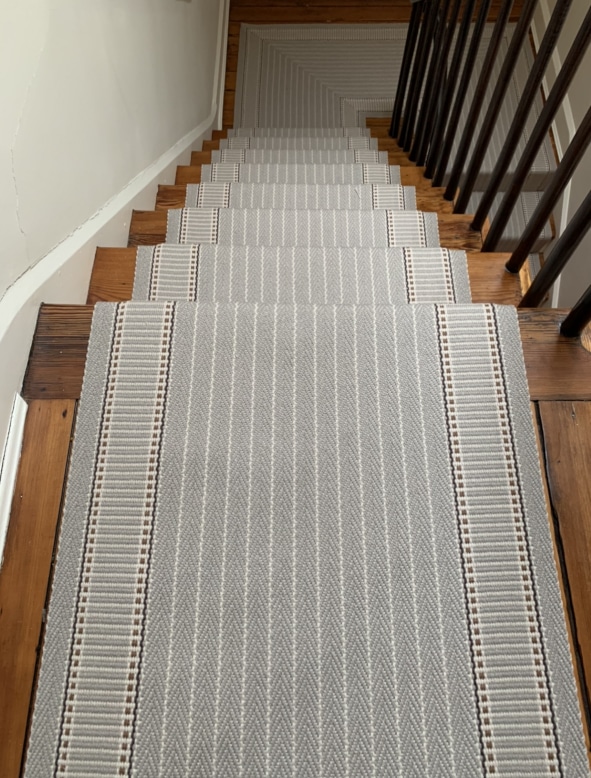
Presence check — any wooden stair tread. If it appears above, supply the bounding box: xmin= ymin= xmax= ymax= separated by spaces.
xmin=23 ymin=304 xmax=591 ymax=402
xmin=88 ymin=247 xmax=518 ymax=306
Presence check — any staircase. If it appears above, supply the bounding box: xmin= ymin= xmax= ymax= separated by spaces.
xmin=2 ymin=2 xmax=591 ymax=777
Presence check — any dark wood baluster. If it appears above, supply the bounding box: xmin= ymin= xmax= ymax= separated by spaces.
xmin=453 ymin=0 xmax=539 ymax=213
xmin=442 ymin=0 xmax=514 ymax=199
xmin=506 ymin=105 xmax=591 ymax=273
xmin=400 ymin=0 xmax=440 ymax=151
xmin=425 ymin=0 xmax=478 ymax=179
xmin=519 ymin=191 xmax=591 ymax=308
xmin=410 ymin=0 xmax=456 ymax=163
xmin=483 ymin=6 xmax=591 ymax=251
xmin=390 ymin=1 xmax=424 ymax=139
xmin=471 ymin=0 xmax=574 ymax=231
xmin=561 ymin=283 xmax=591 ymax=338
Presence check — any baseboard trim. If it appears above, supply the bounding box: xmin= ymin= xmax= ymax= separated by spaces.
xmin=0 ymin=394 xmax=28 ymax=568
xmin=0 ymin=110 xmax=217 ymax=455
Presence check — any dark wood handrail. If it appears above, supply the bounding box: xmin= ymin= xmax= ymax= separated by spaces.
xmin=483 ymin=6 xmax=591 ymax=251
xmin=453 ymin=0 xmax=539 ymax=213
xmin=470 ymin=0 xmax=575 ymax=231
xmin=519 ymin=191 xmax=591 ymax=308
xmin=443 ymin=0 xmax=514 ymax=200
xmin=389 ymin=0 xmax=424 ymax=139
xmin=425 ymin=0 xmax=478 ymax=179
xmin=506 ymin=104 xmax=591 ymax=273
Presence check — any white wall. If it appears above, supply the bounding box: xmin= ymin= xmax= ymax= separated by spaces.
xmin=532 ymin=0 xmax=591 ymax=307
xmin=0 ymin=0 xmax=230 ymax=452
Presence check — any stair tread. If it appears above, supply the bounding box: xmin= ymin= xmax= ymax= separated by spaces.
xmin=89 ymin=248 xmax=520 ymax=307
xmin=182 ymin=182 xmax=416 ymax=210
xmin=200 ymin=162 xmax=401 ymax=184
xmin=165 ymin=207 xmax=441 ymax=248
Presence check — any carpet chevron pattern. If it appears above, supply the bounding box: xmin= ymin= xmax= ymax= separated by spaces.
xmin=132 ymin=246 xmax=471 ymax=304
xmin=23 ymin=13 xmax=589 ymax=778
xmin=26 ymin=302 xmax=589 ymax=776
xmin=183 ymin=183 xmax=417 ymax=210
xmin=165 ymin=208 xmax=439 ymax=247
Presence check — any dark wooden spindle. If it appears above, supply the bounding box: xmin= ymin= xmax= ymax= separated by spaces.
xmin=561 ymin=283 xmax=591 ymax=338
xmin=432 ymin=0 xmax=493 ymax=186
xmin=425 ymin=0 xmax=478 ymax=179
xmin=442 ymin=0 xmax=514 ymax=199
xmin=519 ymin=191 xmax=591 ymax=307
xmin=453 ymin=0 xmax=539 ymax=213
xmin=506 ymin=105 xmax=591 ymax=273
xmin=483 ymin=6 xmax=591 ymax=250
xmin=400 ymin=0 xmax=441 ymax=151
xmin=390 ymin=1 xmax=425 ymax=139
xmin=471 ymin=0 xmax=574 ymax=231
xmin=411 ymin=0 xmax=460 ymax=165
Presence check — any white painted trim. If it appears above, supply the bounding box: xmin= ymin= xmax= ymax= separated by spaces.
xmin=0 ymin=109 xmax=217 ymax=456
xmin=214 ymin=0 xmax=232 ymax=129
xmin=0 ymin=394 xmax=28 ymax=568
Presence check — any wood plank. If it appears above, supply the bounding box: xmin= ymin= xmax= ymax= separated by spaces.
xmin=128 ymin=210 xmax=167 ymax=247
xmin=538 ymin=401 xmax=591 ymax=752
xmin=520 ymin=310 xmax=591 ymax=400
xmin=438 ymin=213 xmax=482 ymax=252
xmin=0 ymin=400 xmax=76 ymax=778
xmin=87 ymin=248 xmax=138 ymax=304
xmin=22 ymin=306 xmax=94 ymax=401
xmin=156 ymin=184 xmax=189 ymax=211
xmin=468 ymin=253 xmax=521 ymax=305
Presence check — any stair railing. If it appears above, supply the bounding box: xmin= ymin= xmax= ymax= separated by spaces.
xmin=481 ymin=5 xmax=591 ymax=250
xmin=390 ymin=1 xmax=424 ymax=139
xmin=410 ymin=0 xmax=459 ymax=164
xmin=452 ymin=0 xmax=539 ymax=211
xmin=424 ymin=0 xmax=480 ymax=178
xmin=390 ymin=0 xmax=591 ymax=334
xmin=469 ymin=0 xmax=576 ymax=229
xmin=505 ymin=104 xmax=591 ymax=273
xmin=400 ymin=0 xmax=440 ymax=149
xmin=561 ymin=283 xmax=591 ymax=338
xmin=518 ymin=191 xmax=591 ymax=307
xmin=431 ymin=0 xmax=493 ymax=185
xmin=442 ymin=0 xmax=515 ymax=200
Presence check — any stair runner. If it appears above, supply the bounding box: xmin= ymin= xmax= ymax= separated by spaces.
xmin=24 ymin=25 xmax=587 ymax=778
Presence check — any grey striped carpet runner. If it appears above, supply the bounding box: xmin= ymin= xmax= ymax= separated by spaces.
xmin=165 ymin=208 xmax=439 ymax=248
xmin=183 ymin=183 xmax=417 ymax=210
xmin=220 ymin=136 xmax=379 ymax=150
xmin=26 ymin=302 xmax=589 ymax=776
xmin=133 ymin=246 xmax=471 ymax=304
xmin=24 ymin=17 xmax=588 ymax=778
xmin=201 ymin=163 xmax=401 ymax=184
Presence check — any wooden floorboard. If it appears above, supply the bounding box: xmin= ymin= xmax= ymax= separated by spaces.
xmin=537 ymin=401 xmax=591 ymax=755
xmin=0 ymin=400 xmax=76 ymax=778
xmin=22 ymin=306 xmax=94 ymax=401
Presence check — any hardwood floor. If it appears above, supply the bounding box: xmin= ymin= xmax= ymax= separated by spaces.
xmin=2 ymin=0 xmax=590 ymax=775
